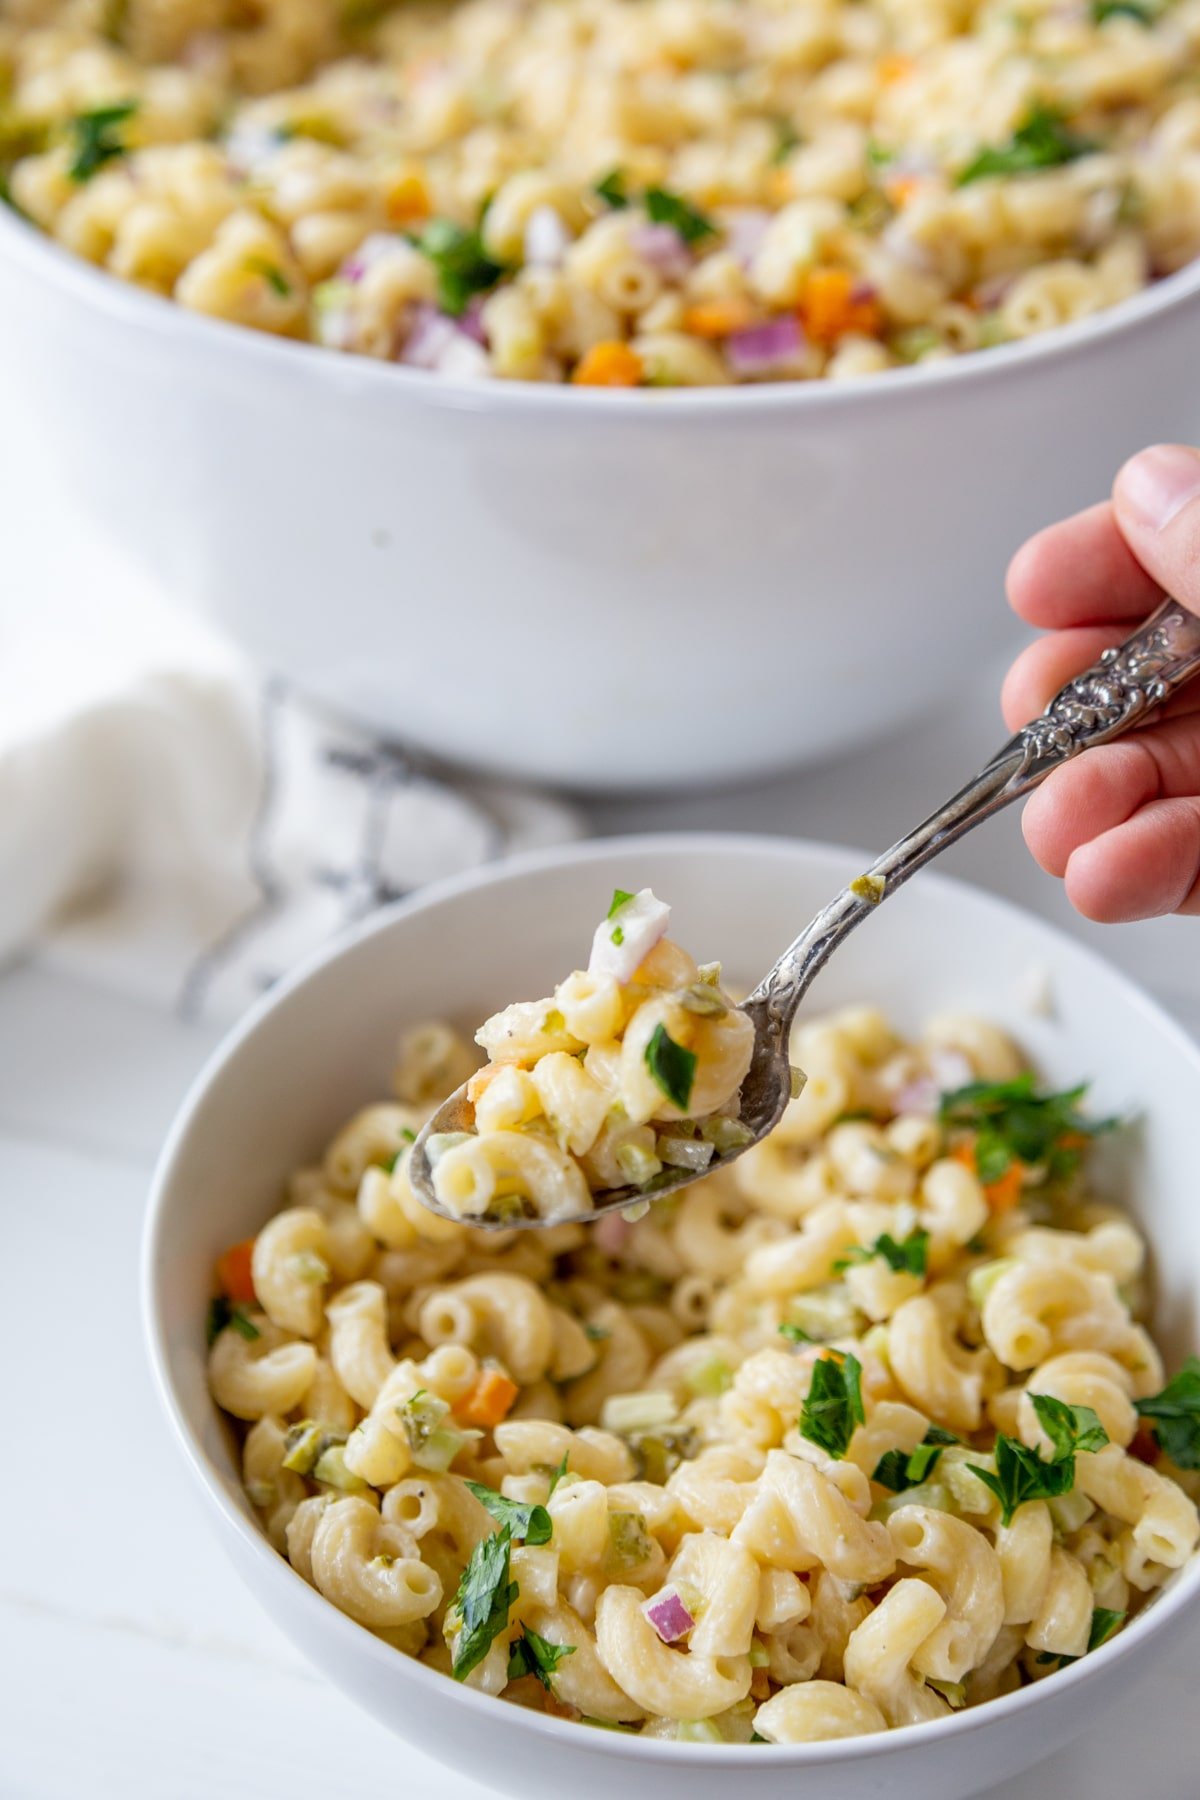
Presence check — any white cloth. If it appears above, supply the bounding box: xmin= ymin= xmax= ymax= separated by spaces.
xmin=1 ymin=566 xmax=578 ymax=1023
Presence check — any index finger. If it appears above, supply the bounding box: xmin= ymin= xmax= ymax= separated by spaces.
xmin=1006 ymin=500 xmax=1161 ymax=630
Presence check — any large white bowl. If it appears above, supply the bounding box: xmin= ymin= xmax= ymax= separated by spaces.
xmin=5 ymin=206 xmax=1200 ymax=789
xmin=143 ymin=832 xmax=1200 ymax=1800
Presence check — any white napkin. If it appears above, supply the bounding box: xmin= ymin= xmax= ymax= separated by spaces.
xmin=1 ymin=557 xmax=579 ymax=1023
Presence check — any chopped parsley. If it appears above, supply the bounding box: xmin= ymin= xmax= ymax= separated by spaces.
xmin=382 ymin=1128 xmax=417 ymax=1174
xmin=464 ymin=1480 xmax=553 ymax=1547
xmin=409 ymin=218 xmax=506 ymax=316
xmin=206 ymin=1296 xmax=260 ymax=1345
xmin=594 ymin=169 xmax=630 ymax=209
xmin=644 ymin=186 xmax=716 ymax=244
xmin=608 ymin=888 xmax=635 ymax=918
xmin=1036 ymin=1606 xmax=1125 ymax=1667
xmin=1092 ymin=0 xmax=1156 ymax=19
xmin=837 ymin=1227 xmax=929 ymax=1278
xmin=771 ymin=120 xmax=800 ymax=165
xmin=1134 ymin=1357 xmax=1200 ymax=1468
xmin=66 ymin=99 xmax=138 ymax=183
xmin=873 ymin=1426 xmax=959 ymax=1493
xmin=956 ymin=105 xmax=1099 ymax=187
xmin=451 ymin=1526 xmax=520 ymax=1681
xmin=939 ymin=1073 xmax=1113 ymax=1186
xmin=779 ymin=1322 xmax=815 ymax=1345
xmin=246 ymin=258 xmax=292 ymax=298
xmin=968 ymin=1394 xmax=1108 ymax=1526
xmin=508 ymin=1626 xmax=575 ymax=1689
xmin=800 ymin=1352 xmax=865 ymax=1459
xmin=645 ymin=1022 xmax=697 ymax=1113
xmin=546 ymin=1452 xmax=570 ymax=1499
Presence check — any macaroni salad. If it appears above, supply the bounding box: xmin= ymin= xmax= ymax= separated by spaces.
xmin=206 ymin=985 xmax=1200 ymax=1743
xmin=428 ymin=888 xmax=755 ymax=1224
xmin=5 ymin=0 xmax=1200 ymax=384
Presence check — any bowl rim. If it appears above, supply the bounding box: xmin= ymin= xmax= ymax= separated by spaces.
xmin=5 ymin=196 xmax=1200 ymax=419
xmin=142 ymin=828 xmax=1200 ymax=1768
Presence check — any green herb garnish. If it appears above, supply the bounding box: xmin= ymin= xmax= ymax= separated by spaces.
xmin=246 ymin=258 xmax=292 ymax=298
xmin=800 ymin=1352 xmax=865 ymax=1459
xmin=608 ymin=888 xmax=635 ymax=918
xmin=644 ymin=186 xmax=716 ymax=244
xmin=1092 ymin=0 xmax=1155 ymax=19
xmin=645 ymin=1022 xmax=697 ymax=1112
xmin=451 ymin=1526 xmax=520 ymax=1680
xmin=410 ymin=217 xmax=506 ymax=316
xmin=66 ymin=100 xmax=137 ymax=183
xmin=837 ymin=1227 xmax=929 ymax=1278
xmin=873 ymin=1426 xmax=959 ymax=1493
xmin=779 ymin=1322 xmax=815 ymax=1345
xmin=771 ymin=121 xmax=800 ymax=165
xmin=956 ymin=105 xmax=1098 ymax=187
xmin=464 ymin=1480 xmax=553 ymax=1546
xmin=206 ymin=1296 xmax=260 ymax=1345
xmin=968 ymin=1395 xmax=1108 ymax=1526
xmin=507 ymin=1626 xmax=575 ymax=1689
xmin=546 ymin=1452 xmax=570 ymax=1499
xmin=1134 ymin=1357 xmax=1200 ymax=1468
xmin=595 ymin=169 xmax=630 ymax=209
xmin=1036 ymin=1606 xmax=1125 ymax=1667
xmin=939 ymin=1073 xmax=1113 ymax=1186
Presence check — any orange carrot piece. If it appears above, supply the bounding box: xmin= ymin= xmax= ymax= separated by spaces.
xmin=384 ymin=172 xmax=431 ymax=226
xmin=878 ymin=53 xmax=915 ymax=85
xmin=951 ymin=1137 xmax=1024 ymax=1213
xmin=572 ymin=341 xmax=643 ymax=387
xmin=216 ymin=1238 xmax=257 ymax=1303
xmin=682 ymin=298 xmax=758 ymax=338
xmin=884 ymin=173 xmax=922 ymax=209
xmin=799 ymin=266 xmax=884 ymax=345
xmin=456 ymin=1366 xmax=520 ymax=1429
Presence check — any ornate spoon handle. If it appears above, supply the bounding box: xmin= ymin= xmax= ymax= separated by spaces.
xmin=752 ymin=597 xmax=1200 ymax=1032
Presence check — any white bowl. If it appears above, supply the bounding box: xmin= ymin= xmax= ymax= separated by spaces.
xmin=6 ymin=207 xmax=1200 ymax=789
xmin=143 ymin=832 xmax=1200 ymax=1800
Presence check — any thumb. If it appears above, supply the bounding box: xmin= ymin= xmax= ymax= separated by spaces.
xmin=1112 ymin=444 xmax=1200 ymax=616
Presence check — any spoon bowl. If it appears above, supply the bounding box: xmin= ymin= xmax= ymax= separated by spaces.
xmin=410 ymin=596 xmax=1200 ymax=1229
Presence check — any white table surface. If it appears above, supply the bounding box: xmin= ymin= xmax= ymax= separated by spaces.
xmin=6 ymin=438 xmax=1200 ymax=1798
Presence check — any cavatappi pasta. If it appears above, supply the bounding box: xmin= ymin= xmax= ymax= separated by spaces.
xmin=206 ymin=996 xmax=1200 ymax=1743
xmin=5 ymin=0 xmax=1200 ymax=384
xmin=427 ymin=887 xmax=755 ymax=1223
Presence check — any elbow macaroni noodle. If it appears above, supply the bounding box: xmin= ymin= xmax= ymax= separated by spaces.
xmin=206 ymin=918 xmax=1200 ymax=1744
xmin=6 ymin=0 xmax=1200 ymax=385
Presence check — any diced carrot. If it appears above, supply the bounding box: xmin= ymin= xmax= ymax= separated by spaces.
xmin=384 ymin=172 xmax=430 ymax=225
xmin=798 ymin=266 xmax=883 ymax=345
xmin=216 ymin=1238 xmax=257 ymax=1303
xmin=1057 ymin=1131 xmax=1091 ymax=1153
xmin=884 ymin=173 xmax=922 ymax=209
xmin=572 ymin=341 xmax=643 ymax=387
xmin=878 ymin=53 xmax=915 ymax=85
xmin=467 ymin=1062 xmax=507 ymax=1105
xmin=683 ymin=298 xmax=758 ymax=338
xmin=455 ymin=1366 xmax=519 ymax=1429
xmin=951 ymin=1137 xmax=1024 ymax=1213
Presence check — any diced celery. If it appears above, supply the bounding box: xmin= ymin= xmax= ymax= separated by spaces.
xmin=1048 ymin=1488 xmax=1095 ymax=1536
xmin=782 ymin=1283 xmax=861 ymax=1343
xmin=313 ymin=1444 xmax=367 ymax=1492
xmin=616 ymin=1142 xmax=662 ymax=1187
xmin=927 ymin=1678 xmax=966 ymax=1708
xmin=657 ymin=1135 xmax=715 ymax=1173
xmin=860 ymin=1324 xmax=890 ymax=1368
xmin=872 ymin=1478 xmax=953 ymax=1521
xmin=601 ymin=1391 xmax=677 ymax=1434
xmin=684 ymin=1355 xmax=733 ymax=1399
xmin=941 ymin=1447 xmax=996 ymax=1515
xmin=967 ymin=1258 xmax=1018 ymax=1310
xmin=699 ymin=1116 xmax=754 ymax=1153
xmin=677 ymin=1720 xmax=724 ymax=1743
xmin=288 ymin=1250 xmax=330 ymax=1286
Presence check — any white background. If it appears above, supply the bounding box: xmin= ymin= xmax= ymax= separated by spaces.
xmin=4 ymin=428 xmax=1200 ymax=1799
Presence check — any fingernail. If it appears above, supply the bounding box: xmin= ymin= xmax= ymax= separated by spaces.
xmin=1118 ymin=444 xmax=1200 ymax=532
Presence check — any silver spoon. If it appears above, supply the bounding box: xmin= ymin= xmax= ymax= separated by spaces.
xmin=411 ymin=597 xmax=1200 ymax=1229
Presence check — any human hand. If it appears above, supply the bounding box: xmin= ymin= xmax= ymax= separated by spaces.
xmin=1002 ymin=444 xmax=1200 ymax=921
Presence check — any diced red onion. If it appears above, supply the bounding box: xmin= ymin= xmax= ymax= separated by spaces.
xmin=850 ymin=278 xmax=878 ymax=305
xmin=723 ymin=207 xmax=770 ymax=268
xmin=643 ymin=1588 xmax=695 ymax=1644
xmin=629 ymin=223 xmax=693 ymax=281
xmin=459 ymin=295 xmax=488 ymax=344
xmin=400 ymin=304 xmax=488 ymax=376
xmin=524 ymin=204 xmax=572 ymax=268
xmin=594 ymin=1212 xmax=632 ymax=1257
xmin=725 ymin=314 xmax=805 ymax=376
xmin=341 ymin=233 xmax=406 ymax=285
xmin=892 ymin=1075 xmax=940 ymax=1117
xmin=973 ymin=273 xmax=1015 ymax=308
xmin=589 ymin=888 xmax=672 ymax=984
xmin=928 ymin=1048 xmax=974 ymax=1092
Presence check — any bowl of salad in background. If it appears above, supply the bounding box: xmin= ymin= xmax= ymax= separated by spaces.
xmin=144 ymin=832 xmax=1200 ymax=1799
xmin=5 ymin=0 xmax=1200 ymax=788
